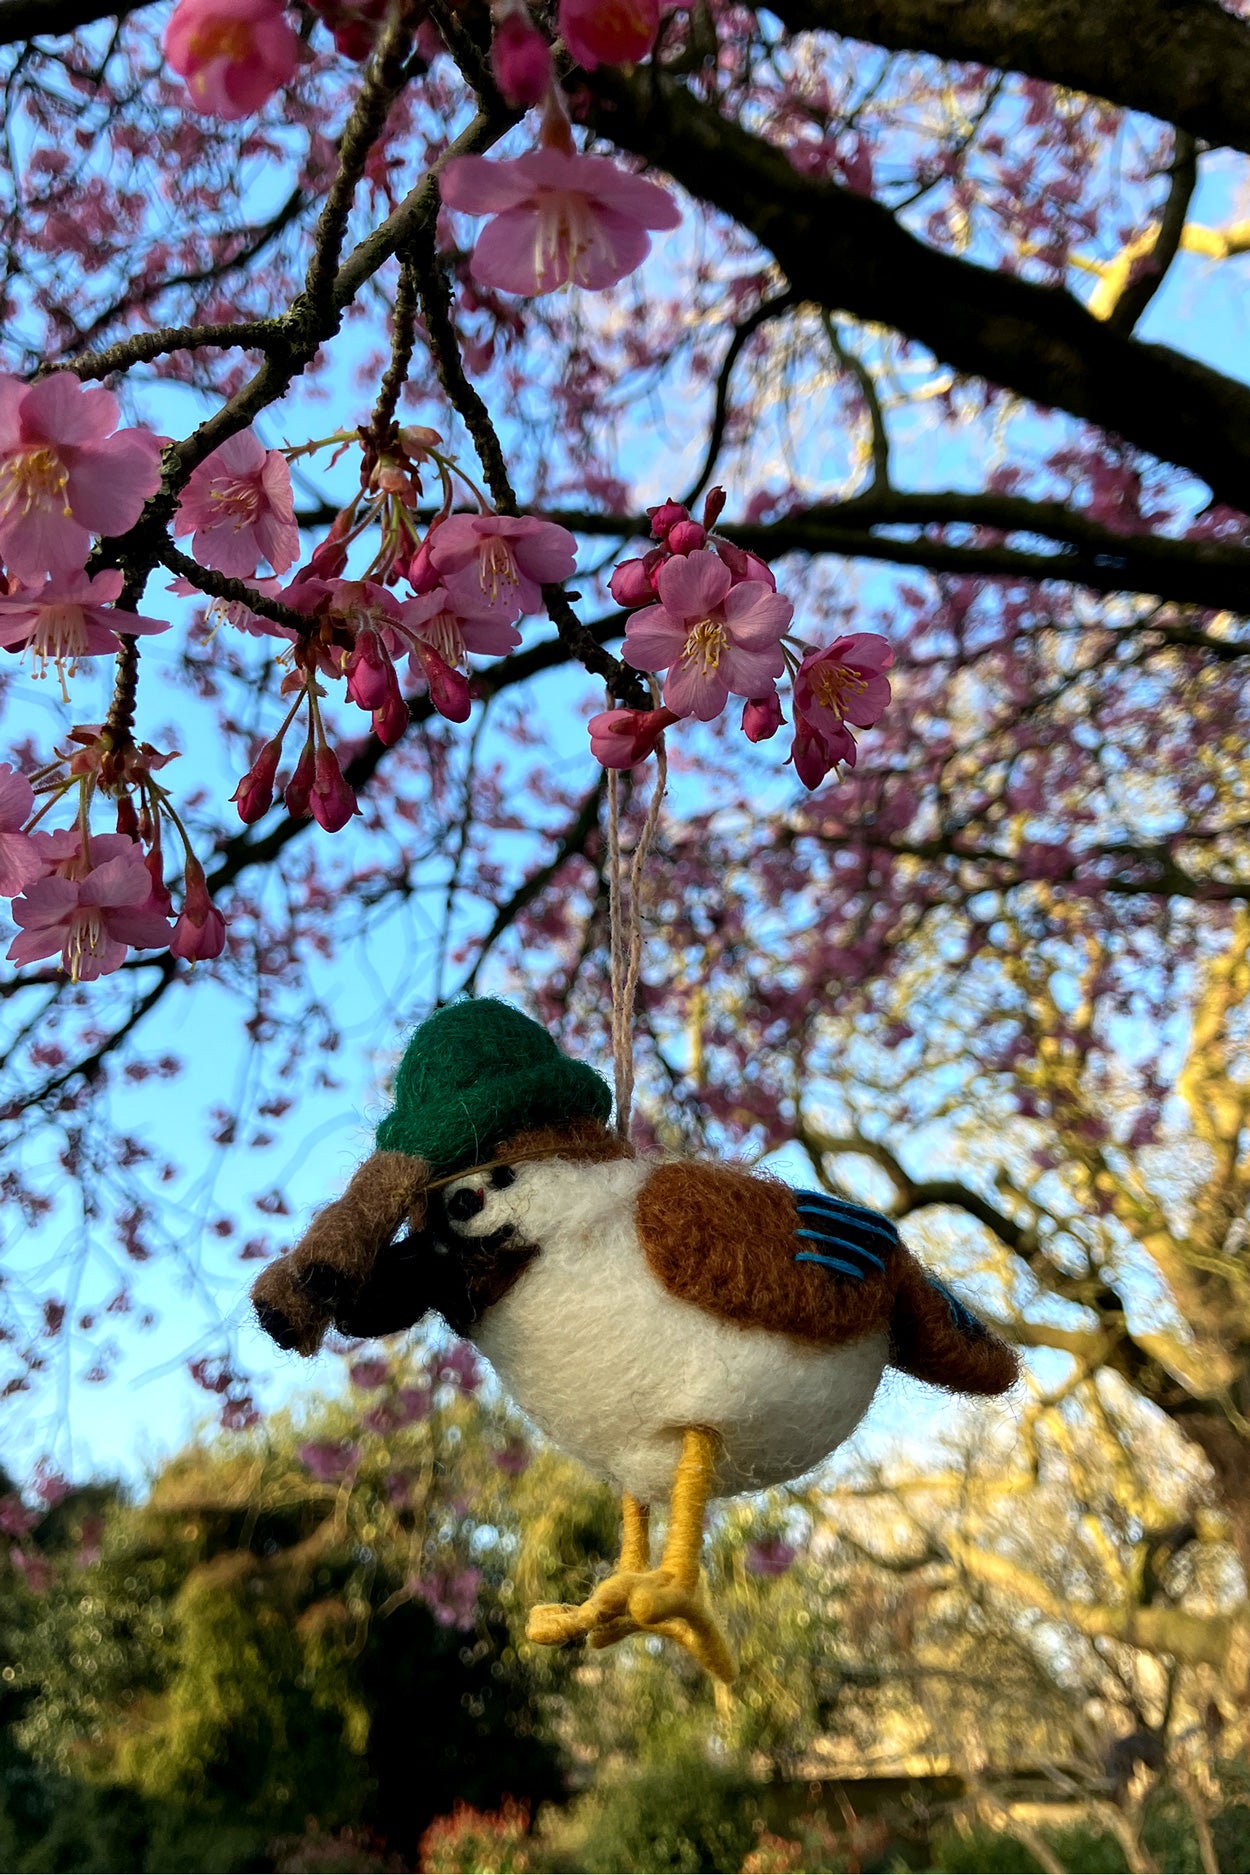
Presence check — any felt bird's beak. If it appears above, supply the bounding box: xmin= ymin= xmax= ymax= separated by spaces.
xmin=250 ymin=1150 xmax=431 ymax=1355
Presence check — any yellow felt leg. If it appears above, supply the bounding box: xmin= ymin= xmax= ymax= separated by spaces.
xmin=626 ymin=1428 xmax=737 ymax=1683
xmin=619 ymin=1492 xmax=651 ymax=1572
xmin=527 ymin=1436 xmax=737 ymax=1683
xmin=526 ymin=1494 xmax=651 ymax=1647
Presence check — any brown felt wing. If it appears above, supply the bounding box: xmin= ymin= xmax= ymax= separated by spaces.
xmin=635 ymin=1159 xmax=1019 ymax=1397
xmin=635 ymin=1161 xmax=897 ymax=1346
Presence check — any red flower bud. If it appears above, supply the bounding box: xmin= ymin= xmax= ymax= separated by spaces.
xmin=609 ymin=556 xmax=657 ymax=608
xmin=666 ymin=519 xmax=706 ymax=555
xmin=309 ymin=745 xmax=359 ymax=832
xmin=232 ymin=739 xmax=282 ymax=824
xmin=373 ymin=686 xmax=409 ymax=747
xmin=413 ymin=642 xmax=471 ymax=723
xmin=344 ymin=629 xmax=394 ymax=711
xmin=648 ymin=497 xmax=689 ymax=540
xmin=742 ymin=689 xmax=784 ymax=742
xmin=170 ymin=857 xmax=226 ymax=962
xmin=284 ymin=741 xmax=315 ymax=818
xmin=702 ymin=485 xmax=727 ymax=530
xmin=587 ymin=706 xmax=679 ymax=768
xmin=715 ymin=537 xmax=777 ymax=589
xmin=406 ymin=538 xmax=441 ymax=594
xmin=491 ymin=5 xmax=553 ymax=106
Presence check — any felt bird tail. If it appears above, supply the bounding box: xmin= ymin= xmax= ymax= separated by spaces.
xmin=887 ymin=1250 xmax=1018 ymax=1396
xmin=251 ymin=1150 xmax=430 ymax=1356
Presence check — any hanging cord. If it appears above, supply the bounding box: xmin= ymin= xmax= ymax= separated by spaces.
xmin=607 ymin=701 xmax=668 ymax=1141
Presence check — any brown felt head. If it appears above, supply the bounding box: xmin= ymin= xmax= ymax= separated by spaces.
xmin=250 ymin=1150 xmax=431 ymax=1357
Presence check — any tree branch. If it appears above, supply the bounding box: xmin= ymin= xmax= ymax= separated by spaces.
xmin=588 ymin=68 xmax=1250 ymax=511
xmin=764 ymin=0 xmax=1250 ymax=158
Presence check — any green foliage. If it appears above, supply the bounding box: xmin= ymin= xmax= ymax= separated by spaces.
xmin=1 ymin=1355 xmax=564 ymax=1871
xmin=560 ymin=1742 xmax=761 ymax=1874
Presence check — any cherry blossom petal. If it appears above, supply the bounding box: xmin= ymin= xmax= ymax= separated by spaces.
xmin=663 ymin=654 xmax=729 ymax=721
xmin=622 ymin=604 xmax=687 ymax=671
xmin=720 ymin=580 xmax=794 ymax=646
xmin=654 ymin=548 xmax=733 ymax=621
xmin=19 ymin=374 xmax=118 ymax=447
xmin=67 ymin=432 xmax=163 ymax=536
xmin=0 ymin=832 xmax=40 ymax=897
xmin=441 ymin=154 xmax=538 ymax=214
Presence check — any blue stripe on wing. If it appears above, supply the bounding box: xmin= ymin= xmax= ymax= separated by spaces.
xmin=795 ymin=1251 xmax=869 ymax=1279
xmin=791 ymin=1188 xmax=899 ymax=1284
xmin=925 ymin=1273 xmax=987 ymax=1340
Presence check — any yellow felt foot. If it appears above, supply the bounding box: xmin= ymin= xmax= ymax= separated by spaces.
xmin=525 ymin=1433 xmax=737 ymax=1682
xmin=625 ymin=1565 xmax=737 ymax=1682
xmin=526 ymin=1565 xmax=643 ymax=1647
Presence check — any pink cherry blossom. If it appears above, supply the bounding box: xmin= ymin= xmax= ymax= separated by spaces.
xmin=398 ymin=583 xmax=522 ymax=668
xmin=0 ymin=374 xmax=163 ymax=585
xmin=426 ymin=513 xmax=576 ymax=620
xmin=7 ymin=835 xmax=172 ymax=981
xmin=440 ymin=149 xmax=679 ymax=295
xmin=587 ymin=705 xmax=678 ymax=768
xmin=0 ymin=570 xmax=167 ymax=683
xmin=790 ymin=632 xmax=893 ymax=788
xmin=491 ymin=3 xmax=553 ymax=106
xmin=0 ymin=765 xmax=40 ymax=897
xmin=559 ymin=0 xmax=659 ymax=69
xmin=174 ymin=429 xmax=298 ymax=577
xmin=164 ymin=0 xmax=300 ymax=119
xmin=622 ymin=548 xmax=791 ymax=721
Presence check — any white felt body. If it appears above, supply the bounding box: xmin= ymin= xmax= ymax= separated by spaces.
xmin=447 ymin=1157 xmax=888 ymax=1505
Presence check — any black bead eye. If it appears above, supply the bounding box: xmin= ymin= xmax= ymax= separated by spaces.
xmin=446 ymin=1186 xmax=485 ymax=1223
xmin=489 ymin=1164 xmax=516 ymax=1190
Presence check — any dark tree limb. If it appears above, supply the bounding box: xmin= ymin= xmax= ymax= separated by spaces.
xmin=765 ymin=0 xmax=1250 ymax=158
xmin=587 ymin=68 xmax=1250 ymax=512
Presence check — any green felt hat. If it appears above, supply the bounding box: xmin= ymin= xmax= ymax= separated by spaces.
xmin=374 ymin=997 xmax=612 ymax=1178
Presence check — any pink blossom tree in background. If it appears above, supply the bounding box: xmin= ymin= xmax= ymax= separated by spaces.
xmin=3 ymin=0 xmax=1250 ymax=1710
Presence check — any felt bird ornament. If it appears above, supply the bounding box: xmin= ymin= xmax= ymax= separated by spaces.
xmin=252 ymin=999 xmax=1017 ymax=1682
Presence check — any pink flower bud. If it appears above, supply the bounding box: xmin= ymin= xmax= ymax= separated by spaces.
xmin=715 ymin=537 xmax=777 ymax=589
xmin=648 ymin=498 xmax=689 ymax=540
xmin=373 ymin=685 xmax=409 ymax=747
xmin=304 ymin=534 xmax=349 ymax=582
xmin=145 ymin=844 xmax=175 ymax=915
xmin=406 ymin=538 xmax=441 ymax=594
xmin=413 ymin=642 xmax=471 ymax=722
xmin=702 ymin=486 xmax=727 ymax=529
xmin=170 ymin=858 xmax=226 ymax=962
xmin=587 ymin=705 xmax=679 ymax=768
xmin=284 ymin=741 xmax=315 ymax=818
xmin=742 ymin=689 xmax=784 ymax=742
xmin=609 ymin=556 xmax=658 ymax=607
xmin=232 ymin=739 xmax=282 ymax=823
xmin=309 ymin=745 xmax=359 ymax=832
xmin=491 ymin=5 xmax=553 ymax=106
xmin=558 ymin=0 xmax=658 ymax=69
xmin=344 ymin=629 xmax=394 ymax=711
xmin=666 ymin=519 xmax=706 ymax=555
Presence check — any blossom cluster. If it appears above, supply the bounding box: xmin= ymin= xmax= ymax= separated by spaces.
xmin=160 ymin=0 xmax=679 ymax=302
xmin=0 ymin=372 xmax=238 ymax=979
xmin=588 ymin=491 xmax=893 ymax=787
xmin=218 ymin=424 xmax=576 ymax=836
xmin=2 ymin=382 xmax=890 ymax=992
